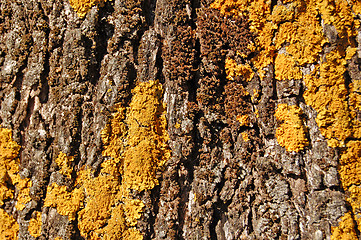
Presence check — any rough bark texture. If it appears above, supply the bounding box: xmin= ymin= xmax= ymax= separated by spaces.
xmin=1 ymin=0 xmax=361 ymax=239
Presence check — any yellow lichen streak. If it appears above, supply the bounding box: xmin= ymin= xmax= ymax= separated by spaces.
xmin=28 ymin=211 xmax=42 ymax=238
xmin=274 ymin=53 xmax=302 ymax=81
xmin=0 ymin=208 xmax=19 ymax=240
xmin=330 ymin=212 xmax=358 ymax=240
xmin=0 ymin=127 xmax=23 ymax=239
xmin=0 ymin=127 xmax=20 ymax=205
xmin=69 ymin=0 xmax=108 ymax=18
xmin=44 ymin=182 xmax=84 ymax=221
xmin=44 ymin=80 xmax=169 ymax=240
xmin=236 ymin=114 xmax=250 ymax=126
xmin=275 ymin=104 xmax=309 ymax=152
xmin=123 ymin=80 xmax=170 ymax=191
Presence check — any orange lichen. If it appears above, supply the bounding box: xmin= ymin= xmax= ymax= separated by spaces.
xmin=270 ymin=5 xmax=294 ymax=24
xmin=275 ymin=10 xmax=327 ymax=66
xmin=236 ymin=114 xmax=250 ymax=126
xmin=44 ymin=80 xmax=169 ymax=240
xmin=345 ymin=47 xmax=357 ymax=60
xmin=0 ymin=127 xmax=21 ymax=205
xmin=275 ymin=104 xmax=309 ymax=152
xmin=28 ymin=211 xmax=42 ymax=238
xmin=0 ymin=208 xmax=18 ymax=240
xmin=122 ymin=80 xmax=170 ymax=191
xmin=225 ymin=58 xmax=254 ymax=82
xmin=55 ymin=152 xmax=74 ymax=178
xmin=69 ymin=0 xmax=108 ymax=18
xmin=338 ymin=141 xmax=361 ymax=189
xmin=0 ymin=127 xmax=32 ymax=211
xmin=347 ymin=185 xmax=361 ymax=232
xmin=331 ymin=212 xmax=358 ymax=240
xmin=303 ymin=50 xmax=353 ymax=148
xmin=44 ymin=182 xmax=84 ymax=221
xmin=350 ymin=0 xmax=361 ymax=15
xmin=241 ymin=132 xmax=250 ymax=142
xmin=14 ymin=178 xmax=32 ymax=211
xmin=274 ymin=53 xmax=302 ymax=80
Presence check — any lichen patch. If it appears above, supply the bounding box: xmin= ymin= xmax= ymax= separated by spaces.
xmin=275 ymin=104 xmax=309 ymax=152
xmin=28 ymin=211 xmax=42 ymax=238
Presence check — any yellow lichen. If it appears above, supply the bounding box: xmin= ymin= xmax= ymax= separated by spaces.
xmin=303 ymin=50 xmax=353 ymax=148
xmin=44 ymin=80 xmax=169 ymax=240
xmin=0 ymin=208 xmax=18 ymax=240
xmin=69 ymin=0 xmax=108 ymax=19
xmin=345 ymin=47 xmax=357 ymax=60
xmin=14 ymin=177 xmax=32 ymax=211
xmin=331 ymin=212 xmax=358 ymax=240
xmin=275 ymin=10 xmax=327 ymax=66
xmin=241 ymin=132 xmax=250 ymax=142
xmin=270 ymin=5 xmax=294 ymax=24
xmin=274 ymin=53 xmax=302 ymax=80
xmin=225 ymin=58 xmax=254 ymax=82
xmin=275 ymin=104 xmax=309 ymax=152
xmin=123 ymin=80 xmax=170 ymax=191
xmin=28 ymin=211 xmax=42 ymax=238
xmin=236 ymin=114 xmax=250 ymax=126
xmin=347 ymin=185 xmax=361 ymax=233
xmin=0 ymin=127 xmax=32 ymax=211
xmin=0 ymin=127 xmax=21 ymax=205
xmin=338 ymin=141 xmax=361 ymax=189
xmin=123 ymin=199 xmax=145 ymax=227
xmin=44 ymin=182 xmax=84 ymax=221
xmin=55 ymin=152 xmax=74 ymax=178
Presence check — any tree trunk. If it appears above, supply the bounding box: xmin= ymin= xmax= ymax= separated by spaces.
xmin=1 ymin=0 xmax=361 ymax=239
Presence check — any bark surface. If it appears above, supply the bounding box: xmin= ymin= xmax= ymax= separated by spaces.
xmin=0 ymin=0 xmax=360 ymax=239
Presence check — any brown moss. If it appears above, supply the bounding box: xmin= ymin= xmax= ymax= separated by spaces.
xmin=197 ymin=8 xmax=253 ymax=109
xmin=162 ymin=26 xmax=196 ymax=91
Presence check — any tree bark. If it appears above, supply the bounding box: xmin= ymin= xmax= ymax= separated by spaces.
xmin=0 ymin=0 xmax=360 ymax=239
